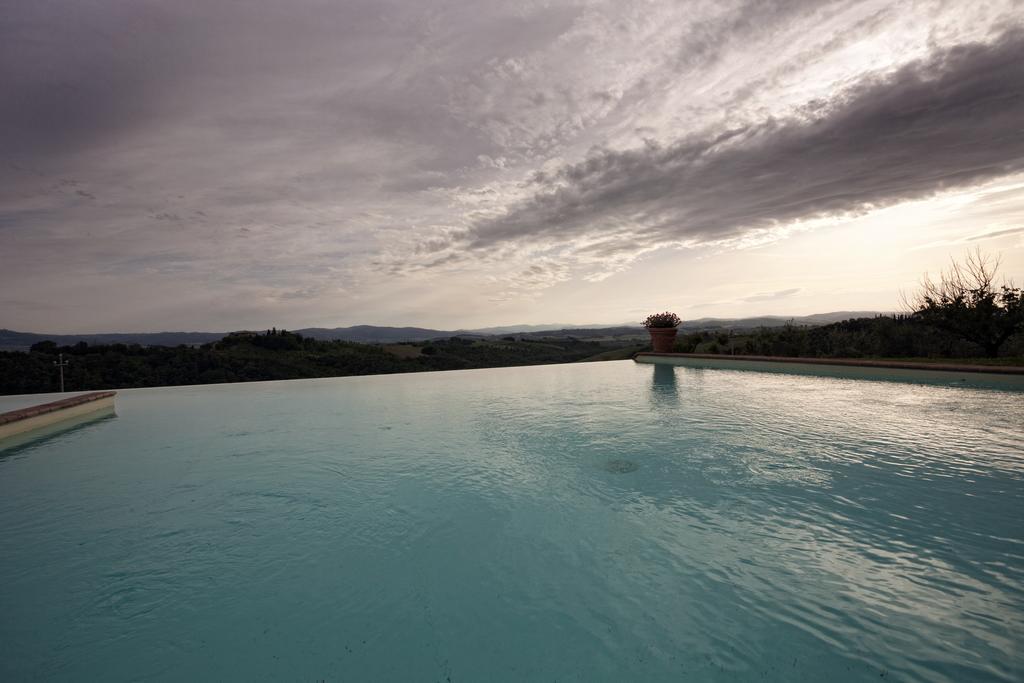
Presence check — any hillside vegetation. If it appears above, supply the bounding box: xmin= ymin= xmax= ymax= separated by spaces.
xmin=673 ymin=315 xmax=1024 ymax=362
xmin=4 ymin=250 xmax=1021 ymax=396
xmin=1 ymin=330 xmax=634 ymax=395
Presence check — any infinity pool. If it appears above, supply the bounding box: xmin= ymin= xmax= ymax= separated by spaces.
xmin=1 ymin=361 xmax=1022 ymax=681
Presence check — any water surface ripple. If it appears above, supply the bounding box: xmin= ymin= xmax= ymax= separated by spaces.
xmin=0 ymin=362 xmax=1022 ymax=681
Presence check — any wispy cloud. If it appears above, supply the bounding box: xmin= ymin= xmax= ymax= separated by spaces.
xmin=455 ymin=29 xmax=1024 ymax=260
xmin=966 ymin=227 xmax=1024 ymax=242
xmin=742 ymin=288 xmax=801 ymax=303
xmin=1 ymin=0 xmax=1021 ymax=330
xmin=912 ymin=224 xmax=1024 ymax=251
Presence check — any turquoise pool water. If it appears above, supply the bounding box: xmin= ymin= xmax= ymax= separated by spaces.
xmin=1 ymin=361 xmax=1022 ymax=681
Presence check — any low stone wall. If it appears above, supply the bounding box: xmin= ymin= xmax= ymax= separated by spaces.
xmin=0 ymin=391 xmax=117 ymax=441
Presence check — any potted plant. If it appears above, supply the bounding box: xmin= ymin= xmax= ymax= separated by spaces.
xmin=642 ymin=312 xmax=682 ymax=353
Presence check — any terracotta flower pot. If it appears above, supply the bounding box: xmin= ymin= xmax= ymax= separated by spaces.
xmin=647 ymin=327 xmax=678 ymax=353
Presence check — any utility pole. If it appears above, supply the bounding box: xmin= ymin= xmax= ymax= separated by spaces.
xmin=54 ymin=353 xmax=69 ymax=392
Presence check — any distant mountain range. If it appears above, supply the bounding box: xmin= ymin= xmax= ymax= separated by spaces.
xmin=680 ymin=311 xmax=886 ymax=330
xmin=0 ymin=311 xmax=884 ymax=351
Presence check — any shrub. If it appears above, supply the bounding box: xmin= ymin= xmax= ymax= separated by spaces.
xmin=642 ymin=312 xmax=682 ymax=328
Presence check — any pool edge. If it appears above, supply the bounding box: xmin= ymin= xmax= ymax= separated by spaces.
xmin=634 ymin=353 xmax=1024 ymax=388
xmin=0 ymin=391 xmax=117 ymax=441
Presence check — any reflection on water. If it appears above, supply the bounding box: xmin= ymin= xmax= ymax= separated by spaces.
xmin=0 ymin=363 xmax=1022 ymax=682
xmin=603 ymin=458 xmax=640 ymax=473
xmin=649 ymin=363 xmax=679 ymax=405
xmin=0 ymin=408 xmax=117 ymax=457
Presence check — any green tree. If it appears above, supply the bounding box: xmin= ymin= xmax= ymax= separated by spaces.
xmin=907 ymin=249 xmax=1023 ymax=357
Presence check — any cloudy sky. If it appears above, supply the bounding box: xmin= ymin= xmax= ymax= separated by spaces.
xmin=3 ymin=0 xmax=1023 ymax=332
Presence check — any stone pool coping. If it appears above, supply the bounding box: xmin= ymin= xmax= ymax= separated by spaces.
xmin=634 ymin=353 xmax=1024 ymax=375
xmin=0 ymin=391 xmax=117 ymax=441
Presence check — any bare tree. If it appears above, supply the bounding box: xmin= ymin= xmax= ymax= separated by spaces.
xmin=904 ymin=248 xmax=1023 ymax=357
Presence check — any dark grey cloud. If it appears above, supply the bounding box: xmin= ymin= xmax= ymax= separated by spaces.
xmin=1 ymin=0 xmax=1021 ymax=331
xmin=0 ymin=0 xmax=586 ymax=173
xmin=462 ymin=29 xmax=1024 ymax=254
xmin=0 ymin=2 xmax=202 ymax=160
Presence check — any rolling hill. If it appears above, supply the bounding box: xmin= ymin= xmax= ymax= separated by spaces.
xmin=0 ymin=311 xmax=885 ymax=351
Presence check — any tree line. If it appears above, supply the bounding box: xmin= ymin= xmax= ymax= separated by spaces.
xmin=674 ymin=314 xmax=1023 ymax=360
xmin=2 ymin=250 xmax=1020 ymax=394
xmin=678 ymin=250 xmax=1023 ymax=360
xmin=0 ymin=330 xmax=617 ymax=395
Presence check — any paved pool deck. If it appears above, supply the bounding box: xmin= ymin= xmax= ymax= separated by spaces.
xmin=634 ymin=353 xmax=1024 ymax=389
xmin=635 ymin=352 xmax=1024 ymax=374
